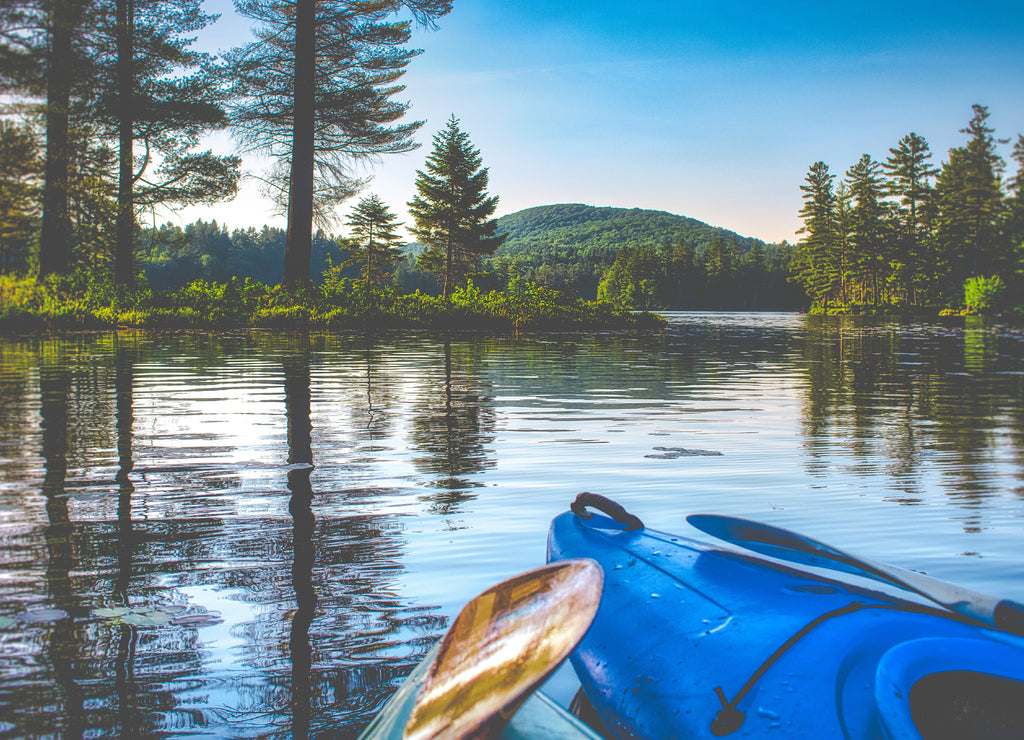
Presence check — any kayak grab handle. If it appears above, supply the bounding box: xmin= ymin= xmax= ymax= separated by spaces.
xmin=570 ymin=492 xmax=644 ymax=531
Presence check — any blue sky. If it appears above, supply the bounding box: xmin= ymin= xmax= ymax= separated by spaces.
xmin=182 ymin=0 xmax=1024 ymax=244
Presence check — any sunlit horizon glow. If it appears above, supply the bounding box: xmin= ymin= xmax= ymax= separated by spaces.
xmin=176 ymin=0 xmax=1024 ymax=245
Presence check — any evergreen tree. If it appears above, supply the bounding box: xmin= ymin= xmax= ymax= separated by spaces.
xmin=661 ymin=238 xmax=698 ymax=305
xmin=596 ymin=245 xmax=659 ymax=310
xmin=935 ymin=105 xmax=1007 ymax=288
xmin=846 ymin=154 xmax=889 ymax=306
xmin=0 ymin=118 xmax=41 ymax=273
xmin=596 ymin=244 xmax=632 ymax=307
xmin=1005 ymin=134 xmax=1024 ymax=293
xmin=228 ymin=0 xmax=451 ymax=288
xmin=832 ymin=181 xmax=853 ymax=304
xmin=703 ymin=235 xmax=736 ymax=296
xmin=740 ymin=239 xmax=766 ymax=308
xmin=794 ymin=161 xmax=839 ymax=307
xmin=36 ymin=0 xmax=89 ymax=276
xmin=409 ymin=115 xmax=506 ymax=297
xmin=882 ymin=132 xmax=937 ymax=305
xmin=345 ymin=194 xmax=404 ymax=285
xmin=89 ymin=0 xmax=241 ymax=283
xmin=1 ymin=0 xmax=239 ymax=280
xmin=67 ymin=132 xmax=117 ymax=271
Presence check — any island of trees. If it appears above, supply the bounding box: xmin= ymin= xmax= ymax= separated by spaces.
xmin=793 ymin=105 xmax=1024 ymax=316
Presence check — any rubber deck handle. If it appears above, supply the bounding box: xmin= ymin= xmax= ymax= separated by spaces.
xmin=570 ymin=492 xmax=644 ymax=530
xmin=994 ymin=599 xmax=1024 ymax=636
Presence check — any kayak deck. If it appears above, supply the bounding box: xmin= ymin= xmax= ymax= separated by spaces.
xmin=548 ymin=508 xmax=1024 ymax=739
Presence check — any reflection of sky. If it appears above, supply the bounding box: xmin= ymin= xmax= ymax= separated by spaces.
xmin=166 ymin=585 xmax=284 ymax=738
xmin=177 ymin=585 xmax=256 ymax=669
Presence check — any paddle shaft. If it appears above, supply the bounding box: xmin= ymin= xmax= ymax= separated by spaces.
xmin=687 ymin=514 xmax=1024 ymax=636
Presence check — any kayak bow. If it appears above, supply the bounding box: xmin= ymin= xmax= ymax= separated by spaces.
xmin=549 ymin=493 xmax=1024 ymax=739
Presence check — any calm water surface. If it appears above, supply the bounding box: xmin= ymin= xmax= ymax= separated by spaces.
xmin=1 ymin=313 xmax=1022 ymax=737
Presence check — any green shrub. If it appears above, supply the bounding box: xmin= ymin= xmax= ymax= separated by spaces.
xmin=252 ymin=305 xmax=312 ymax=327
xmin=963 ymin=275 xmax=1005 ymax=315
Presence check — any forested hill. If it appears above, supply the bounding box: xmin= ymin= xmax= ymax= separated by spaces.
xmin=483 ymin=203 xmax=799 ymax=308
xmin=494 ymin=204 xmax=765 ymax=257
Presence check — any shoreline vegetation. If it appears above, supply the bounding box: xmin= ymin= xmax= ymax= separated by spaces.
xmin=0 ymin=272 xmax=665 ymax=333
xmin=791 ymin=105 xmax=1024 ymax=318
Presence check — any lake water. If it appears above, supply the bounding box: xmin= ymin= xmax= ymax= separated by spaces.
xmin=1 ymin=313 xmax=1022 ymax=738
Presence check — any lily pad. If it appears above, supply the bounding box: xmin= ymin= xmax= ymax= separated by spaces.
xmin=93 ymin=606 xmax=181 ymax=627
xmin=17 ymin=608 xmax=69 ymax=623
xmin=171 ymin=612 xmax=224 ymax=628
xmin=94 ymin=607 xmax=132 ymax=618
xmin=122 ymin=611 xmax=174 ymax=627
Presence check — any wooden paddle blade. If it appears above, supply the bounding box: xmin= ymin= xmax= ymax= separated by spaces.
xmin=403 ymin=558 xmax=603 ymax=740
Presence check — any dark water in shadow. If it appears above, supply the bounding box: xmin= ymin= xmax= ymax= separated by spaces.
xmin=0 ymin=314 xmax=1022 ymax=737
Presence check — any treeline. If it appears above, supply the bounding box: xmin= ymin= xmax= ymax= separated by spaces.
xmin=484 ymin=203 xmax=800 ymax=308
xmin=130 ymin=215 xmax=803 ymax=311
xmin=133 ymin=218 xmax=446 ymax=295
xmin=793 ymin=105 xmax=1024 ymax=314
xmin=593 ymin=237 xmax=800 ymax=310
xmin=137 ymin=221 xmax=352 ymax=290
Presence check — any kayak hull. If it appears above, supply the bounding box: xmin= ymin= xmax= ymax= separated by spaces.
xmin=547 ymin=510 xmax=1024 ymax=739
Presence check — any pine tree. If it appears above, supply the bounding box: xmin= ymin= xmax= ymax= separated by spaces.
xmin=832 ymin=181 xmax=853 ymax=304
xmin=662 ymin=238 xmax=698 ymax=305
xmin=703 ymin=235 xmax=735 ymax=292
xmin=935 ymin=105 xmax=1007 ymax=290
xmin=1 ymin=0 xmax=239 ymax=280
xmin=37 ymin=0 xmax=90 ymax=276
xmin=846 ymin=154 xmax=890 ymax=306
xmin=1005 ymin=134 xmax=1024 ymax=293
xmin=882 ymin=132 xmax=937 ymax=305
xmin=90 ymin=0 xmax=241 ymax=284
xmin=346 ymin=194 xmax=404 ymax=285
xmin=794 ymin=161 xmax=839 ymax=307
xmin=0 ymin=119 xmax=41 ymax=273
xmin=408 ymin=115 xmax=506 ymax=297
xmin=228 ymin=0 xmax=451 ymax=288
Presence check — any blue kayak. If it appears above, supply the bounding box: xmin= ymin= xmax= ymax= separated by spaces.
xmin=548 ymin=494 xmax=1024 ymax=739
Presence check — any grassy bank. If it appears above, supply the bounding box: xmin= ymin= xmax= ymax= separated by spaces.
xmin=0 ymin=273 xmax=665 ymax=332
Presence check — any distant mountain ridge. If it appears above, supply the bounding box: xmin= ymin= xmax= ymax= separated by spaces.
xmin=494 ymin=203 xmax=765 ymax=257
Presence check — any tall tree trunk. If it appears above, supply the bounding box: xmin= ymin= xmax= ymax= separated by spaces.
xmin=38 ymin=0 xmax=84 ymax=278
xmin=282 ymin=0 xmax=315 ymax=288
xmin=443 ymin=228 xmax=452 ymax=298
xmin=114 ymin=0 xmax=134 ymax=285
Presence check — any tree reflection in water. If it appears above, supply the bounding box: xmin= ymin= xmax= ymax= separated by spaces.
xmin=114 ymin=335 xmax=139 ymax=736
xmin=0 ymin=334 xmax=448 ymax=739
xmin=284 ymin=347 xmax=316 ymax=737
xmin=39 ymin=361 xmax=84 ymax=738
xmin=411 ymin=340 xmax=496 ymax=515
xmin=799 ymin=316 xmax=1024 ymax=519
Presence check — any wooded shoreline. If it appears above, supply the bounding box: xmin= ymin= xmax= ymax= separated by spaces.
xmin=0 ymin=273 xmax=665 ymax=333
